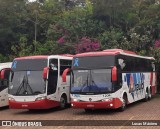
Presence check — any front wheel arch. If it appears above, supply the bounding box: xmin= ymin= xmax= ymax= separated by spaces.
xmin=59 ymin=93 xmax=67 ymax=109
xmin=119 ymin=92 xmax=128 ymax=112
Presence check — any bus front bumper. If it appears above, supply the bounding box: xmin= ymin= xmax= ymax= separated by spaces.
xmin=71 ymin=98 xmax=122 ymax=109
xmin=9 ymin=99 xmax=60 ymax=109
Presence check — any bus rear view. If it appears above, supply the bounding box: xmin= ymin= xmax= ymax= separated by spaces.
xmin=70 ymin=49 xmax=156 ymax=112
xmin=8 ymin=55 xmax=72 ymax=110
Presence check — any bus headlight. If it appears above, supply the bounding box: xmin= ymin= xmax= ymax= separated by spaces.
xmin=72 ymin=99 xmax=79 ymax=102
xmin=9 ymin=97 xmax=15 ymax=101
xmin=35 ymin=96 xmax=46 ymax=101
xmin=102 ymin=98 xmax=113 ymax=102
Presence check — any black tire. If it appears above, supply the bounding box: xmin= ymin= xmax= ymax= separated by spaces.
xmin=148 ymin=88 xmax=152 ymax=100
xmin=60 ymin=96 xmax=67 ymax=109
xmin=144 ymin=88 xmax=149 ymax=102
xmin=84 ymin=109 xmax=93 ymax=113
xmin=119 ymin=95 xmax=127 ymax=112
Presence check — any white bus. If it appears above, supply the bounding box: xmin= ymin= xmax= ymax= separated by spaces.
xmin=69 ymin=49 xmax=157 ymax=112
xmin=0 ymin=62 xmax=12 ymax=107
xmin=8 ymin=55 xmax=72 ymax=109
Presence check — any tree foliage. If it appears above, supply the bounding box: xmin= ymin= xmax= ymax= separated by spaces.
xmin=0 ymin=0 xmax=160 ymax=89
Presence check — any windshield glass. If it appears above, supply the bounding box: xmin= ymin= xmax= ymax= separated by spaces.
xmin=71 ymin=69 xmax=112 ymax=94
xmin=9 ymin=71 xmax=46 ymax=96
xmin=9 ymin=58 xmax=47 ymax=95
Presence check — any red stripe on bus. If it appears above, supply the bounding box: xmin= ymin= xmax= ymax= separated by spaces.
xmin=151 ymin=85 xmax=156 ymax=95
xmin=75 ymin=51 xmax=120 ymax=57
xmin=9 ymin=99 xmax=60 ymax=109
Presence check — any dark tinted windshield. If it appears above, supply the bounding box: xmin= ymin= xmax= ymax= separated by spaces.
xmin=72 ymin=56 xmax=115 ymax=69
xmin=11 ymin=59 xmax=47 ymax=71
xmin=9 ymin=71 xmax=46 ymax=95
xmin=71 ymin=69 xmax=112 ymax=94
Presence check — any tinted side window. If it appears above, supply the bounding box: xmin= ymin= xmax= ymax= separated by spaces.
xmin=119 ymin=56 xmax=135 ymax=72
xmin=60 ymin=59 xmax=72 ymax=75
xmin=49 ymin=59 xmax=58 ymax=70
xmin=117 ymin=55 xmax=153 ymax=72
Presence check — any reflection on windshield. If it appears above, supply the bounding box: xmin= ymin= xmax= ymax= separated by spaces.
xmin=9 ymin=71 xmax=46 ymax=95
xmin=71 ymin=69 xmax=112 ymax=93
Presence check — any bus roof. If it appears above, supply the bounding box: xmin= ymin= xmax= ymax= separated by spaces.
xmin=74 ymin=49 xmax=155 ymax=60
xmin=14 ymin=55 xmax=48 ymax=60
xmin=14 ymin=54 xmax=73 ymax=60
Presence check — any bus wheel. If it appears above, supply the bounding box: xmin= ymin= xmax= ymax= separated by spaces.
xmin=144 ymin=88 xmax=149 ymax=102
xmin=119 ymin=95 xmax=127 ymax=112
xmin=84 ymin=109 xmax=93 ymax=113
xmin=148 ymin=88 xmax=152 ymax=100
xmin=60 ymin=96 xmax=67 ymax=109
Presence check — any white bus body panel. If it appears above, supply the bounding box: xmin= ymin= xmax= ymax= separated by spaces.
xmin=71 ymin=72 xmax=153 ymax=105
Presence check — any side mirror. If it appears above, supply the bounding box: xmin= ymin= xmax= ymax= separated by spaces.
xmin=43 ymin=67 xmax=49 ymax=79
xmin=62 ymin=68 xmax=70 ymax=82
xmin=111 ymin=66 xmax=117 ymax=81
xmin=0 ymin=68 xmax=11 ymax=79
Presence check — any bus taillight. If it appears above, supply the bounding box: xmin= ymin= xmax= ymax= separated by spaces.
xmin=112 ymin=66 xmax=117 ymax=81
xmin=43 ymin=67 xmax=49 ymax=79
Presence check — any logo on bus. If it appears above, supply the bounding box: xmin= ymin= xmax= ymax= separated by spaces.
xmin=89 ymin=98 xmax=92 ymax=101
xmin=12 ymin=61 xmax=17 ymax=69
xmin=73 ymin=58 xmax=79 ymax=67
xmin=124 ymin=73 xmax=145 ymax=99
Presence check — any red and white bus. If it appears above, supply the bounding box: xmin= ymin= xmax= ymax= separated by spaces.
xmin=0 ymin=62 xmax=12 ymax=107
xmin=8 ymin=55 xmax=72 ymax=109
xmin=70 ymin=49 xmax=157 ymax=112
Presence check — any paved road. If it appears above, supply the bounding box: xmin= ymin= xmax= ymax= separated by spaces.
xmin=0 ymin=94 xmax=160 ymax=129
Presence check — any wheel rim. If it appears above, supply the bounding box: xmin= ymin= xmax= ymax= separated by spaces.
xmin=60 ymin=97 xmax=65 ymax=108
xmin=149 ymin=89 xmax=152 ymax=99
xmin=122 ymin=98 xmax=126 ymax=109
xmin=145 ymin=91 xmax=149 ymax=100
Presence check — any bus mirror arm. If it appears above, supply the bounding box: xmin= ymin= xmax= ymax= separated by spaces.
xmin=62 ymin=68 xmax=71 ymax=82
xmin=43 ymin=67 xmax=49 ymax=80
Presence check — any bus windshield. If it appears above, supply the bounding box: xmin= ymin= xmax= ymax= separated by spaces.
xmin=71 ymin=55 xmax=115 ymax=94
xmin=9 ymin=59 xmax=47 ymax=96
xmin=71 ymin=69 xmax=112 ymax=94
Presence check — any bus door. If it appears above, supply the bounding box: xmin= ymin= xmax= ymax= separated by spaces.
xmin=47 ymin=59 xmax=58 ymax=98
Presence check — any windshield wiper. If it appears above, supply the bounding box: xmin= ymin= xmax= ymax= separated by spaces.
xmin=16 ymin=75 xmax=33 ymax=95
xmin=16 ymin=76 xmax=25 ymax=95
xmin=90 ymin=72 xmax=100 ymax=92
xmin=79 ymin=74 xmax=89 ymax=92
